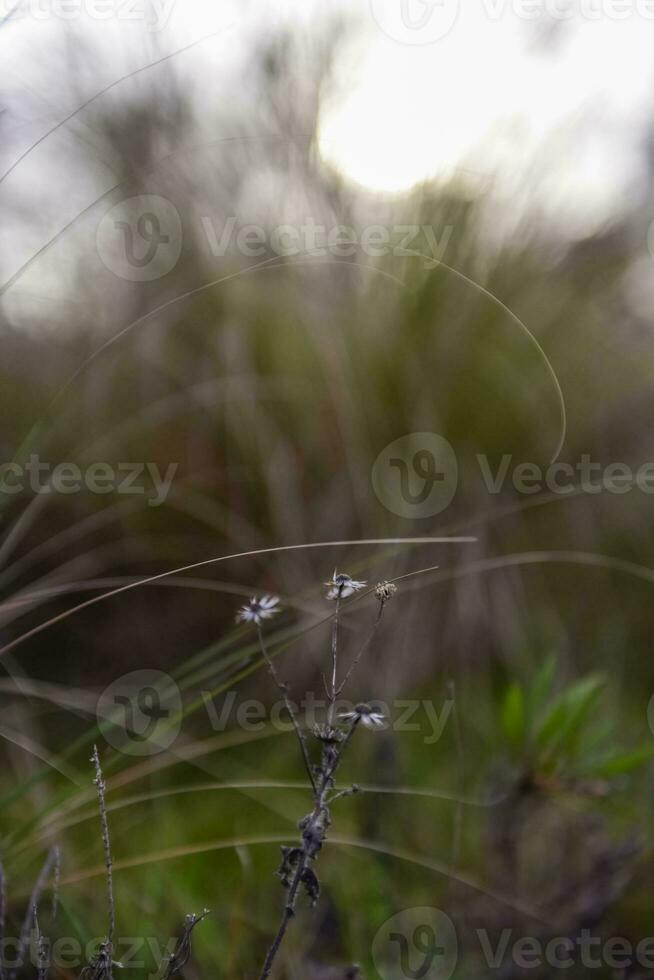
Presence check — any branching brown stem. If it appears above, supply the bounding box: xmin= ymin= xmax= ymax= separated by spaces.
xmin=257 ymin=580 xmax=391 ymax=980
xmin=258 ymin=717 xmax=360 ymax=980
xmin=11 ymin=846 xmax=58 ymax=980
xmin=336 ymin=600 xmax=385 ymax=696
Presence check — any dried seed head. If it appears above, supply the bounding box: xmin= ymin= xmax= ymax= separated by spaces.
xmin=375 ymin=581 xmax=397 ymax=603
xmin=312 ymin=724 xmax=345 ymax=744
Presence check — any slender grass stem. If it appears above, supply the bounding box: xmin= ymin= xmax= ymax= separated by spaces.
xmin=0 ymin=862 xmax=5 ymax=980
xmin=258 ymin=717 xmax=359 ymax=980
xmin=336 ymin=600 xmax=385 ymax=696
xmin=258 ymin=853 xmax=308 ymax=980
xmin=256 ymin=626 xmax=317 ymax=794
xmin=326 ymin=598 xmax=340 ymax=728
xmin=257 ymin=582 xmax=386 ymax=979
xmin=91 ymin=746 xmax=115 ymax=949
xmin=12 ymin=847 xmax=58 ymax=980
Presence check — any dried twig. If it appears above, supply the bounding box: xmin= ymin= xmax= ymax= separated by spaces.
xmin=81 ymin=748 xmax=118 ymax=980
xmin=91 ymin=745 xmax=115 ymax=949
xmin=50 ymin=846 xmax=61 ymax=925
xmin=160 ymin=909 xmax=210 ymax=980
xmin=0 ymin=861 xmax=5 ymax=980
xmin=258 ymin=715 xmax=360 ymax=980
xmin=256 ymin=624 xmax=317 ymax=793
xmin=245 ymin=574 xmax=394 ymax=980
xmin=11 ymin=847 xmax=58 ymax=980
xmin=32 ymin=906 xmax=50 ymax=980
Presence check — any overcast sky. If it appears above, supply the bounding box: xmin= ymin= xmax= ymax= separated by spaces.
xmin=2 ymin=0 xmax=654 ymax=300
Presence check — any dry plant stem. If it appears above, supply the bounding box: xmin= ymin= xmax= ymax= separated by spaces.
xmin=336 ymin=601 xmax=385 ymax=696
xmin=32 ymin=906 xmax=49 ymax=980
xmin=12 ymin=846 xmax=58 ymax=980
xmin=91 ymin=745 xmax=115 ymax=948
xmin=258 ymin=718 xmax=359 ymax=980
xmin=326 ymin=597 xmax=341 ymax=727
xmin=328 ymin=786 xmax=358 ymax=804
xmin=160 ymin=910 xmax=209 ymax=980
xmin=0 ymin=862 xmax=5 ymax=980
xmin=256 ymin=625 xmax=317 ymax=793
xmin=50 ymin=846 xmax=60 ymax=923
xmin=258 ymin=853 xmax=309 ymax=980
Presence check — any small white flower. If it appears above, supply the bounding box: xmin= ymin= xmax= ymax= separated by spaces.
xmin=236 ymin=595 xmax=280 ymax=625
xmin=339 ymin=702 xmax=386 ymax=729
xmin=325 ymin=570 xmax=367 ymax=600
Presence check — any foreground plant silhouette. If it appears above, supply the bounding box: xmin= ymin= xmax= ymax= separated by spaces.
xmin=82 ymin=747 xmax=208 ymax=980
xmin=236 ymin=573 xmax=396 ymax=980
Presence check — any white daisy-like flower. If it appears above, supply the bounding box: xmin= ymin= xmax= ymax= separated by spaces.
xmin=325 ymin=570 xmax=367 ymax=600
xmin=339 ymin=702 xmax=386 ymax=729
xmin=236 ymin=595 xmax=280 ymax=625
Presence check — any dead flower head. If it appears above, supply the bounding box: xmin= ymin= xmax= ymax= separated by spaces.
xmin=375 ymin=581 xmax=397 ymax=603
xmin=339 ymin=703 xmax=386 ymax=729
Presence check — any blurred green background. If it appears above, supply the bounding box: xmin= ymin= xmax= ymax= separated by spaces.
xmin=2 ymin=10 xmax=654 ymax=979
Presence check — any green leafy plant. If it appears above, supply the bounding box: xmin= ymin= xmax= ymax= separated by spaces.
xmin=499 ymin=656 xmax=654 ymax=788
